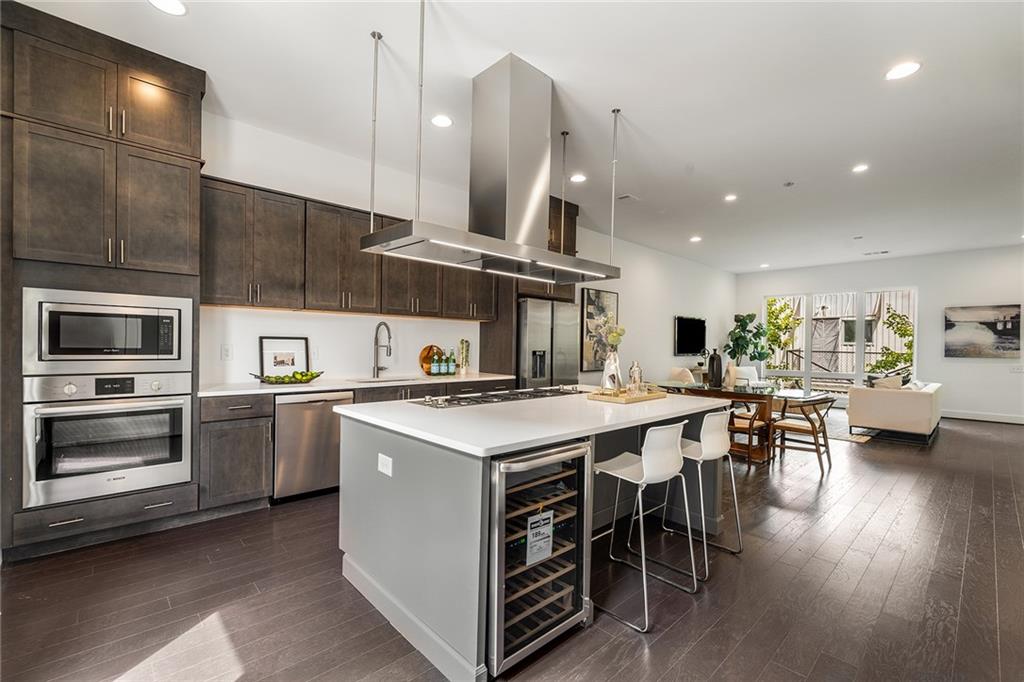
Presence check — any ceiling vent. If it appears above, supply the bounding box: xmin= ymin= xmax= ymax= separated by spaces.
xmin=616 ymin=193 xmax=640 ymax=203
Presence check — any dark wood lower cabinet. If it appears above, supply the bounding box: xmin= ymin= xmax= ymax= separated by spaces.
xmin=11 ymin=484 xmax=197 ymax=546
xmin=199 ymin=417 xmax=273 ymax=509
xmin=353 ymin=383 xmax=447 ymax=403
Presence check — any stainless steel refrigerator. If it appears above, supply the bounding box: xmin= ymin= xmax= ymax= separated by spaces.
xmin=518 ymin=299 xmax=580 ymax=388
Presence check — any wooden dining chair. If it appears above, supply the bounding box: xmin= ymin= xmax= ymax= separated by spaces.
xmin=771 ymin=396 xmax=836 ymax=475
xmin=727 ymin=404 xmax=772 ymax=468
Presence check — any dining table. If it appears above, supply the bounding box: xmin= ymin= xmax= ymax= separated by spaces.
xmin=655 ymin=381 xmax=830 ymax=463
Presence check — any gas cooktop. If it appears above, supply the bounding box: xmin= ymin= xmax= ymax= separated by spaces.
xmin=418 ymin=386 xmax=580 ymax=409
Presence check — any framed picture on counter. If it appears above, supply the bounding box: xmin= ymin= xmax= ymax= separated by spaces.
xmin=259 ymin=336 xmax=311 ymax=377
xmin=580 ymin=288 xmax=619 ymax=372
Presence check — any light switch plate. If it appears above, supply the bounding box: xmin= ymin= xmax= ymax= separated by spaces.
xmin=220 ymin=344 xmax=233 ymax=361
xmin=377 ymin=453 xmax=393 ymax=477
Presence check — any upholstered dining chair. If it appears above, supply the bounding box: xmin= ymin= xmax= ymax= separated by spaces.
xmin=669 ymin=367 xmax=696 ymax=384
xmin=771 ymin=396 xmax=836 ymax=475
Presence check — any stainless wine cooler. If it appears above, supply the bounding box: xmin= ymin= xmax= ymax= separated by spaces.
xmin=488 ymin=440 xmax=593 ymax=676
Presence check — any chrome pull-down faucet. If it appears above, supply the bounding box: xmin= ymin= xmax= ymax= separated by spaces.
xmin=372 ymin=321 xmax=393 ymax=378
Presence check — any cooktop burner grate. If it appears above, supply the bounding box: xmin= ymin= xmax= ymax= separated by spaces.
xmin=418 ymin=386 xmax=580 ymax=409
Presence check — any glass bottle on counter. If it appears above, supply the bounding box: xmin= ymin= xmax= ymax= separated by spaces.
xmin=431 ymin=348 xmax=441 ymax=375
xmin=447 ymin=348 xmax=456 ymax=375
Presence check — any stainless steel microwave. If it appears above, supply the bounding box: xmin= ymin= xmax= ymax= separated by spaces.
xmin=23 ymin=288 xmax=193 ymax=375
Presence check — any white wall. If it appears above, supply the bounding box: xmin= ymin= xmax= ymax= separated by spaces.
xmin=200 ymin=112 xmax=479 ymax=385
xmin=575 ymin=226 xmax=737 ymax=384
xmin=735 ymin=245 xmax=1024 ymax=423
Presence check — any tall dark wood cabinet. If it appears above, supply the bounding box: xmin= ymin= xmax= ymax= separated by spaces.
xmin=252 ymin=190 xmax=305 ymax=309
xmin=12 ymin=120 xmax=116 ymax=267
xmin=201 ymin=179 xmax=253 ymax=305
xmin=12 ymin=32 xmax=118 ymax=137
xmin=305 ymin=201 xmax=380 ymax=313
xmin=199 ymin=179 xmax=305 ymax=309
xmin=116 ymin=145 xmax=199 ymax=275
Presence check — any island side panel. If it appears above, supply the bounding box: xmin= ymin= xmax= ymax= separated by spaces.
xmin=340 ymin=417 xmax=490 ymax=680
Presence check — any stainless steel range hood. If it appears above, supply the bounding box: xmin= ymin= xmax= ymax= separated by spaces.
xmin=360 ymin=54 xmax=620 ymax=284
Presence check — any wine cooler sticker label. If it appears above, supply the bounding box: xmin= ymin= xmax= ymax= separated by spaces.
xmin=526 ymin=510 xmax=554 ymax=566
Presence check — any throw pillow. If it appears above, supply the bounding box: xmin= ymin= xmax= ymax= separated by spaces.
xmin=873 ymin=375 xmax=903 ymax=390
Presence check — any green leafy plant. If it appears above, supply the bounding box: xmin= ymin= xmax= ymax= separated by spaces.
xmin=866 ymin=304 xmax=915 ymax=373
xmin=592 ymin=313 xmax=625 ymax=351
xmin=723 ymin=313 xmax=770 ymax=364
xmin=764 ymin=297 xmax=803 ymax=370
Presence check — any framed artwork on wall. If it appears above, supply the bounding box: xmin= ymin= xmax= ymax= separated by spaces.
xmin=581 ymin=288 xmax=619 ymax=371
xmin=944 ymin=304 xmax=1021 ymax=359
xmin=259 ymin=336 xmax=311 ymax=376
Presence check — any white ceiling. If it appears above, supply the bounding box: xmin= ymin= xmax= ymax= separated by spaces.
xmin=26 ymin=1 xmax=1023 ymax=273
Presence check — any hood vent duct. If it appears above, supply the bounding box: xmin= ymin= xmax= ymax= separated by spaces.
xmin=360 ymin=7 xmax=620 ymax=284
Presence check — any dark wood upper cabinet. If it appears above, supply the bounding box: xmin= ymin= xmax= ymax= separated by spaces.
xmin=305 ymin=202 xmax=380 ymax=313
xmin=442 ymin=268 xmax=471 ymax=318
xmin=409 ymin=260 xmax=442 ymax=316
xmin=548 ymin=196 xmax=579 ymax=256
xmin=381 ymin=256 xmax=414 ymax=315
xmin=252 ymin=190 xmax=305 ymax=309
xmin=117 ymin=68 xmax=201 ymax=157
xmin=201 ymin=179 xmax=253 ymax=305
xmin=116 ymin=145 xmax=199 ymax=275
xmin=12 ymin=120 xmax=116 ymax=267
xmin=12 ymin=32 xmax=117 ymax=137
xmin=470 ymin=270 xmax=497 ymax=321
xmin=443 ymin=268 xmax=496 ymax=320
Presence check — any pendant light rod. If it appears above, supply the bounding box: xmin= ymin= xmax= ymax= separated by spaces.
xmin=368 ymin=30 xmax=382 ymax=232
xmin=609 ymin=108 xmax=621 ymax=263
xmin=560 ymin=130 xmax=569 ymax=255
xmin=414 ymin=0 xmax=426 ymax=220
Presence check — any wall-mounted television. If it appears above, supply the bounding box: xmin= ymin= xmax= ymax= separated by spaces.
xmin=674 ymin=316 xmax=707 ymax=356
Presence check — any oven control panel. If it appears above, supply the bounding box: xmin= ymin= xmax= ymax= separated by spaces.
xmin=24 ymin=372 xmax=192 ymax=403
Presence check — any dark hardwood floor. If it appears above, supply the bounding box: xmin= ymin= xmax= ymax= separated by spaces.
xmin=2 ymin=418 xmax=1021 ymax=681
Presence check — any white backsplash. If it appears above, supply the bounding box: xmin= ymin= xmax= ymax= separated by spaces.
xmin=200 ymin=306 xmax=481 ymax=385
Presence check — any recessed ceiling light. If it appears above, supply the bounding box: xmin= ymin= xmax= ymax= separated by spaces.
xmin=689 ymin=236 xmax=702 ymax=243
xmin=430 ymin=114 xmax=453 ymax=128
xmin=147 ymin=0 xmax=187 ymax=15
xmin=569 ymin=173 xmax=586 ymax=183
xmin=759 ymin=263 xmax=770 ymax=268
xmin=724 ymin=194 xmax=737 ymax=202
xmin=885 ymin=62 xmax=921 ymax=81
xmin=852 ymin=163 xmax=869 ymax=173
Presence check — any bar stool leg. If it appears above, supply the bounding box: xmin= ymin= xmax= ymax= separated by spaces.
xmin=696 ymin=461 xmax=710 ymax=580
xmin=596 ymin=480 xmax=651 ymax=633
xmin=623 ymin=475 xmax=700 ymax=593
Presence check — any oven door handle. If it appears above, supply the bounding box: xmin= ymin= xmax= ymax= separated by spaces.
xmin=499 ymin=442 xmax=591 ymax=473
xmin=33 ymin=398 xmax=188 ymax=417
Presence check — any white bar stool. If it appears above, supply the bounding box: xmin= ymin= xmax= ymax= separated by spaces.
xmin=594 ymin=422 xmax=699 ymax=633
xmin=667 ymin=410 xmax=743 ymax=581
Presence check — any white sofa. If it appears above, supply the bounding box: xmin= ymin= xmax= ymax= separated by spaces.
xmin=847 ymin=382 xmax=942 ymax=440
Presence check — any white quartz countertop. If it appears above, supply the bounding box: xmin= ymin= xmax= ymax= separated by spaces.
xmin=334 ymin=390 xmax=732 ymax=457
xmin=197 ymin=372 xmax=515 ymax=398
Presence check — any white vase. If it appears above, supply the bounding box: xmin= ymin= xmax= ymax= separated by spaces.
xmin=602 ymin=350 xmax=623 ymax=390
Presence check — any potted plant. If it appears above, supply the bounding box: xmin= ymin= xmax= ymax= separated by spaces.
xmin=723 ymin=313 xmax=770 ymax=368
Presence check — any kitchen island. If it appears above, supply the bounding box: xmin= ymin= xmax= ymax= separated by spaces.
xmin=334 ymin=389 xmax=730 ymax=681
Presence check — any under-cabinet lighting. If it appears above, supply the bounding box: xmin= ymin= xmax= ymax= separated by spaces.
xmin=382 ymin=251 xmax=480 ymax=271
xmin=428 ymin=239 xmax=532 ymax=263
xmin=484 ymin=269 xmax=556 ymax=285
xmin=534 ymin=261 xmax=607 ymax=278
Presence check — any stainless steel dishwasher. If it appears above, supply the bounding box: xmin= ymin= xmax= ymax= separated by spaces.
xmin=273 ymin=391 xmax=353 ymax=499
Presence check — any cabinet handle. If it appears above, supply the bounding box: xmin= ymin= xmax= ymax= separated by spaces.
xmin=227 ymin=404 xmax=253 ymax=411
xmin=415 ymin=298 xmax=420 ymax=314
xmin=107 ymin=238 xmax=113 ymax=264
xmin=108 ymin=106 xmax=113 ymax=132
xmin=120 ymin=109 xmax=126 ymax=135
xmin=48 ymin=517 xmax=84 ymax=528
xmin=248 ymin=282 xmax=253 ymax=304
xmin=119 ymin=239 xmax=125 ymax=264
xmin=256 ymin=283 xmax=262 ymax=303
xmin=266 ymin=422 xmax=272 ymax=442
xmin=143 ymin=501 xmax=174 ymax=510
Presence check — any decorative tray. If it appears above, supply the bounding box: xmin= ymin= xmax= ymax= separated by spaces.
xmin=587 ymin=388 xmax=667 ymax=404
xmin=249 ymin=370 xmax=323 ymax=385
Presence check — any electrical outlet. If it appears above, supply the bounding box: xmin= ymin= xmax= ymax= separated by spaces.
xmin=220 ymin=344 xmax=233 ymax=361
xmin=377 ymin=453 xmax=393 ymax=477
